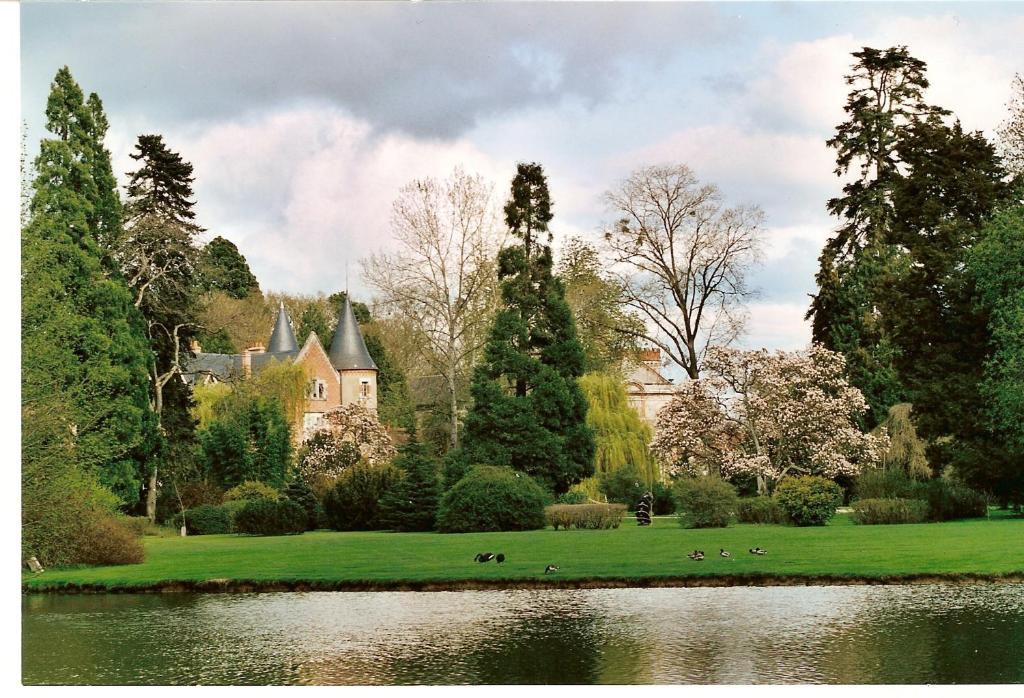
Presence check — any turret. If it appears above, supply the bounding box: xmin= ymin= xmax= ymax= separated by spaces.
xmin=329 ymin=297 xmax=378 ymax=410
xmin=267 ymin=301 xmax=299 ymax=353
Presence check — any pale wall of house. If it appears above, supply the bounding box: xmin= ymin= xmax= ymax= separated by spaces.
xmin=341 ymin=368 xmax=378 ymax=411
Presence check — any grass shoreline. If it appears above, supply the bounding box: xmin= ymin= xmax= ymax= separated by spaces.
xmin=22 ymin=513 xmax=1024 ymax=594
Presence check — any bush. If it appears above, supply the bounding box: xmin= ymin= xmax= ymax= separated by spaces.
xmin=283 ymin=479 xmax=322 ymax=531
xmin=174 ymin=504 xmax=233 ymax=535
xmin=322 ymin=462 xmax=402 ymax=531
xmin=673 ymin=476 xmax=739 ymax=528
xmin=556 ymin=490 xmax=589 ymax=505
xmin=435 ymin=466 xmax=548 ymax=533
xmin=774 ymin=476 xmax=844 ymax=526
xmin=920 ymin=479 xmax=988 ymax=521
xmin=854 ymin=468 xmax=919 ymax=500
xmin=736 ymin=496 xmax=788 ymax=524
xmin=545 ymin=503 xmax=627 ymax=530
xmin=76 ymin=516 xmax=145 ymax=565
xmin=851 ymin=498 xmax=930 ymax=525
xmin=116 ymin=515 xmax=149 ymax=538
xmin=233 ymin=498 xmax=307 ymax=536
xmin=378 ymin=443 xmax=442 ymax=532
xmin=599 ymin=464 xmax=647 ymax=507
xmin=651 ymin=480 xmax=677 ymax=515
xmin=223 ymin=480 xmax=279 ymax=502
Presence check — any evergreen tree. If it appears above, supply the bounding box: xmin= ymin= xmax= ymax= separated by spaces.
xmin=296 ymin=303 xmax=331 ymax=347
xmin=807 ymin=47 xmax=947 ymax=427
xmin=198 ymin=236 xmax=260 ymax=299
xmin=364 ymin=332 xmax=416 ymax=432
xmin=460 ymin=163 xmax=596 ymax=494
xmin=22 ymin=66 xmax=157 ymax=505
xmin=378 ymin=442 xmax=442 ymax=531
xmin=198 ymin=396 xmax=292 ymax=489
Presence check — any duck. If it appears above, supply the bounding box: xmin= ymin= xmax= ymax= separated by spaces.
xmin=496 ymin=554 xmax=506 ymax=564
xmin=686 ymin=550 xmax=705 ymax=561
xmin=474 ymin=552 xmax=495 ymax=562
xmin=749 ymin=547 xmax=767 ymax=555
xmin=544 ymin=564 xmax=559 ymax=574
xmin=720 ymin=549 xmax=731 ymax=558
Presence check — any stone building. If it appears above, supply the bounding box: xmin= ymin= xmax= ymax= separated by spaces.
xmin=625 ymin=348 xmax=681 ymax=429
xmin=183 ymin=297 xmax=378 ymax=439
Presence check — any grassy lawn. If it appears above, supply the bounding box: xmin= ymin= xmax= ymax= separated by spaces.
xmin=22 ymin=513 xmax=1024 ymax=591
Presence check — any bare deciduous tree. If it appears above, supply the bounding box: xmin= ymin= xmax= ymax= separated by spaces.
xmin=603 ymin=164 xmax=765 ymax=379
xmin=998 ymin=73 xmax=1024 ymax=177
xmin=361 ymin=168 xmax=503 ymax=449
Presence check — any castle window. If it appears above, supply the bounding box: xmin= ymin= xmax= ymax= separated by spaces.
xmin=310 ymin=378 xmax=327 ymax=400
xmin=360 ymin=380 xmax=371 ymax=399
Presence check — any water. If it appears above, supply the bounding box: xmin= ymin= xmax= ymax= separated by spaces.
xmin=22 ymin=584 xmax=1024 ymax=685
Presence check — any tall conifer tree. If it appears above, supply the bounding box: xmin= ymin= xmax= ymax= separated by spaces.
xmin=461 ymin=163 xmax=595 ymax=494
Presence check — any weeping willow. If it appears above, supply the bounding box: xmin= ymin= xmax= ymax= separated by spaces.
xmin=191 ymin=360 xmax=310 ymax=430
xmin=579 ymin=372 xmax=659 ymax=485
xmin=871 ymin=402 xmax=931 ymax=479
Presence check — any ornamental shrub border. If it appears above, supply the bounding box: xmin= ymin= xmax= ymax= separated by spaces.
xmin=546 ymin=503 xmax=627 ymax=530
xmin=851 ymin=497 xmax=930 ymax=525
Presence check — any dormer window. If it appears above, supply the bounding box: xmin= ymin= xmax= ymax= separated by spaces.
xmin=310 ymin=378 xmax=327 ymax=400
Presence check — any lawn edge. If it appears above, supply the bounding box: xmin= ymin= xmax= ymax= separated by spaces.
xmin=22 ymin=571 xmax=1024 ymax=594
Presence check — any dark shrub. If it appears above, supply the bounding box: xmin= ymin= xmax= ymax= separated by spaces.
xmin=673 ymin=476 xmax=739 ymax=528
xmin=556 ymin=490 xmax=589 ymax=505
xmin=441 ymin=448 xmax=473 ymax=491
xmin=435 ymin=466 xmax=548 ymax=533
xmin=175 ymin=504 xmax=233 ymax=535
xmin=651 ymin=481 xmax=677 ymax=515
xmin=854 ymin=468 xmax=919 ymax=500
xmin=77 ymin=516 xmax=145 ymax=565
xmin=546 ymin=503 xmax=627 ymax=530
xmin=378 ymin=443 xmax=442 ymax=532
xmin=116 ymin=515 xmax=150 ymax=538
xmin=599 ymin=464 xmax=647 ymax=507
xmin=851 ymin=498 xmax=930 ymax=525
xmin=736 ymin=496 xmax=788 ymax=524
xmin=920 ymin=480 xmax=987 ymax=521
xmin=233 ymin=498 xmax=307 ymax=536
xmin=223 ymin=480 xmax=279 ymax=502
xmin=322 ymin=462 xmax=402 ymax=531
xmin=774 ymin=476 xmax=844 ymax=526
xmin=283 ymin=479 xmax=322 ymax=531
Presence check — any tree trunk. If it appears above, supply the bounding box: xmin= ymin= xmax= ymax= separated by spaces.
xmin=146 ymin=467 xmax=158 ymax=522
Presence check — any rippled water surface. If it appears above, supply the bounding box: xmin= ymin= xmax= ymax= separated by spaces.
xmin=22 ymin=585 xmax=1024 ymax=684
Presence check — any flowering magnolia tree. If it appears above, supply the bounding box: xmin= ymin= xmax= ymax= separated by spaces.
xmin=297 ymin=404 xmax=397 ymax=482
xmin=651 ymin=345 xmax=888 ymax=493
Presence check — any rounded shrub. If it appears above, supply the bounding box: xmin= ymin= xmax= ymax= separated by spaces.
xmin=651 ymin=480 xmax=678 ymax=515
xmin=673 ymin=476 xmax=739 ymax=528
xmin=435 ymin=465 xmax=548 ymax=533
xmin=76 ymin=515 xmax=145 ymax=565
xmin=598 ymin=464 xmax=647 ymax=507
xmin=737 ymin=496 xmax=788 ymax=524
xmin=233 ymin=498 xmax=307 ymax=536
xmin=223 ymin=480 xmax=279 ymax=502
xmin=322 ymin=462 xmax=401 ymax=531
xmin=175 ymin=504 xmax=233 ymax=535
xmin=920 ymin=480 xmax=987 ymax=521
xmin=851 ymin=497 xmax=929 ymax=525
xmin=774 ymin=475 xmax=844 ymax=526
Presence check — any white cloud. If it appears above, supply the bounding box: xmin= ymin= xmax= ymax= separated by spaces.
xmin=741 ymin=302 xmax=812 ymax=352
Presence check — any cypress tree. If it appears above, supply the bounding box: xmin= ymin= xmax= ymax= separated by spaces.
xmin=461 ymin=163 xmax=596 ymax=494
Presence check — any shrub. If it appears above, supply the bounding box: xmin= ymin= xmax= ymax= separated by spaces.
xmin=223 ymin=480 xmax=279 ymax=502
xmin=116 ymin=515 xmax=150 ymax=538
xmin=651 ymin=481 xmax=677 ymax=515
xmin=853 ymin=468 xmax=919 ymax=501
xmin=598 ymin=464 xmax=647 ymax=507
xmin=283 ymin=479 xmax=322 ymax=531
xmin=322 ymin=462 xmax=402 ymax=531
xmin=76 ymin=515 xmax=145 ymax=565
xmin=174 ymin=504 xmax=233 ymax=535
xmin=774 ymin=475 xmax=844 ymax=526
xmin=568 ymin=476 xmax=606 ymax=503
xmin=435 ymin=466 xmax=548 ymax=533
xmin=545 ymin=503 xmax=627 ymax=530
xmin=920 ymin=480 xmax=987 ymax=521
xmin=851 ymin=498 xmax=930 ymax=525
xmin=233 ymin=498 xmax=307 ymax=536
xmin=378 ymin=443 xmax=442 ymax=532
xmin=673 ymin=476 xmax=739 ymax=528
xmin=556 ymin=490 xmax=589 ymax=505
xmin=736 ymin=496 xmax=788 ymax=524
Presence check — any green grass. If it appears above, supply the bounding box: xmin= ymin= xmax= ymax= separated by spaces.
xmin=22 ymin=514 xmax=1024 ymax=591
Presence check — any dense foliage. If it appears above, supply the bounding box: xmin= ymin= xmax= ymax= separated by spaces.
xmin=75 ymin=516 xmax=146 ymax=566
xmin=378 ymin=442 xmax=442 ymax=532
xmin=198 ymin=396 xmax=292 ymax=489
xmin=233 ymin=498 xmax=307 ymax=536
xmin=673 ymin=476 xmax=739 ymax=529
xmin=435 ymin=465 xmax=548 ymax=533
xmin=579 ymin=372 xmax=657 ymax=484
xmin=736 ymin=497 xmax=788 ymax=525
xmin=597 ymin=463 xmax=648 ymax=507
xmin=198 ymin=236 xmax=260 ymax=299
xmin=774 ymin=476 xmax=844 ymax=526
xmin=175 ymin=504 xmax=233 ymax=535
xmin=283 ymin=479 xmax=322 ymax=531
xmin=223 ymin=480 xmax=279 ymax=502
xmin=545 ymin=503 xmax=626 ymax=530
xmin=322 ymin=462 xmax=401 ymax=531
xmin=460 ymin=163 xmax=596 ymax=494
xmin=851 ymin=498 xmax=929 ymax=525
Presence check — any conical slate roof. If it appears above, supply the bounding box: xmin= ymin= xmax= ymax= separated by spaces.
xmin=267 ymin=301 xmax=299 ymax=353
xmin=329 ymin=297 xmax=377 ymax=371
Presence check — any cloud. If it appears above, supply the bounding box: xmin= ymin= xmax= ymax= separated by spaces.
xmin=741 ymin=302 xmax=812 ymax=351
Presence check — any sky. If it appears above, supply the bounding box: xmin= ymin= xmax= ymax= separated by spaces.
xmin=19 ymin=1 xmax=1024 ymax=352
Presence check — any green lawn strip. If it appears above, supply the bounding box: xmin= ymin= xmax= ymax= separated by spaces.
xmin=22 ymin=516 xmax=1024 ymax=591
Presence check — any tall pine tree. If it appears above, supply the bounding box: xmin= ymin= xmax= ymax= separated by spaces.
xmin=460 ymin=163 xmax=595 ymax=494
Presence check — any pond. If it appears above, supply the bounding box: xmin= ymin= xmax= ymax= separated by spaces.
xmin=22 ymin=584 xmax=1024 ymax=685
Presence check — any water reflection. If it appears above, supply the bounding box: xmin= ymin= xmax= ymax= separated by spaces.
xmin=22 ymin=585 xmax=1024 ymax=685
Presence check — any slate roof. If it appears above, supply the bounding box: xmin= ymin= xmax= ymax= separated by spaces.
xmin=328 ymin=297 xmax=377 ymax=371
xmin=267 ymin=302 xmax=299 ymax=353
xmin=180 ymin=353 xmax=242 ymax=385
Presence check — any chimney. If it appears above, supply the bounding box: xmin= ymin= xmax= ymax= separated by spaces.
xmin=242 ymin=344 xmax=265 ymax=379
xmin=640 ymin=348 xmax=661 ymax=367
xmin=190 ymin=339 xmax=202 ymax=354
